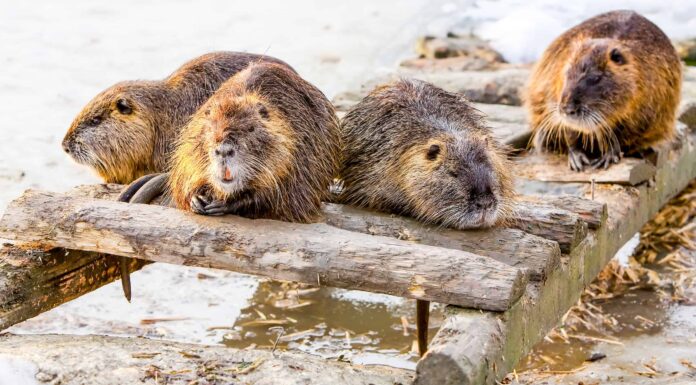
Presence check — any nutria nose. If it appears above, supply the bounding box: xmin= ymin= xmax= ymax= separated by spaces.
xmin=61 ymin=139 xmax=71 ymax=154
xmin=472 ymin=193 xmax=496 ymax=211
xmin=563 ymin=100 xmax=581 ymax=116
xmin=469 ymin=182 xmax=495 ymax=210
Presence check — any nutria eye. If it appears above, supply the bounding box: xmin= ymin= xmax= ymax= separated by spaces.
xmin=89 ymin=116 xmax=102 ymax=126
xmin=426 ymin=144 xmax=440 ymax=160
xmin=610 ymin=48 xmax=625 ymax=65
xmin=258 ymin=104 xmax=269 ymax=120
xmin=448 ymin=170 xmax=458 ymax=178
xmin=116 ymin=99 xmax=132 ymax=115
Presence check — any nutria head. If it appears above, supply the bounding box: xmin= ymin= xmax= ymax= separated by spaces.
xmin=556 ymin=39 xmax=636 ymax=137
xmin=62 ymin=81 xmax=163 ymax=183
xmin=398 ymin=134 xmax=512 ymax=229
xmin=200 ymin=94 xmax=294 ymax=198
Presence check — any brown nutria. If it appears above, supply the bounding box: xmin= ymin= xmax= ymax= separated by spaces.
xmin=62 ymin=52 xmax=295 ymax=183
xmin=339 ymin=79 xmax=514 ymax=229
xmin=525 ymin=10 xmax=682 ymax=171
xmin=168 ymin=62 xmax=341 ymax=222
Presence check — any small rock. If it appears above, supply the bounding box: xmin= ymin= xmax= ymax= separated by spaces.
xmin=35 ymin=371 xmax=56 ymax=382
xmin=586 ymin=352 xmax=607 ymax=362
xmin=409 ymin=34 xmax=506 ymax=71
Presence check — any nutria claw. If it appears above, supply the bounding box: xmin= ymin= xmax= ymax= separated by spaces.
xmin=568 ymin=146 xmax=592 ymax=172
xmin=591 ymin=134 xmax=622 ymax=170
xmin=191 ymin=195 xmax=254 ymax=216
xmin=191 ymin=195 xmax=229 ymax=216
xmin=591 ymin=146 xmax=622 ymax=170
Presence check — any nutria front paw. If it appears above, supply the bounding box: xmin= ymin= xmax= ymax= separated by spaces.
xmin=590 ymin=150 xmax=621 ymax=170
xmin=191 ymin=194 xmax=231 ymax=216
xmin=591 ymin=136 xmax=622 ymax=170
xmin=568 ymin=147 xmax=591 ymax=172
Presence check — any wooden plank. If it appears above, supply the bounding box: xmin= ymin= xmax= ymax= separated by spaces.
xmin=322 ymin=203 xmax=560 ymax=281
xmin=511 ymin=201 xmax=587 ymax=253
xmin=70 ymin=185 xmax=562 ymax=281
xmin=0 ymin=245 xmax=149 ymax=330
xmin=415 ymin=310 xmax=503 ymax=385
xmin=414 ymin=131 xmax=696 ymax=384
xmin=515 ymin=154 xmax=656 ymax=185
xmin=518 ymin=195 xmax=607 ymax=230
xmin=0 ymin=190 xmax=527 ymax=311
xmin=488 ymin=121 xmax=531 ymax=149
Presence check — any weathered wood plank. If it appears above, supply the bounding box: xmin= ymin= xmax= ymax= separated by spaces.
xmin=322 ymin=203 xmax=560 ymax=281
xmin=0 ymin=190 xmax=527 ymax=311
xmin=518 ymin=195 xmax=607 ymax=230
xmin=415 ymin=310 xmax=504 ymax=385
xmin=514 ymin=154 xmax=656 ymax=185
xmin=511 ymin=202 xmax=587 ymax=253
xmin=0 ymin=245 xmax=149 ymax=330
xmin=71 ymin=185 xmax=562 ymax=281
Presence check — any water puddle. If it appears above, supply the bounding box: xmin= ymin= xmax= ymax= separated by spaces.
xmin=219 ymin=280 xmax=443 ymax=369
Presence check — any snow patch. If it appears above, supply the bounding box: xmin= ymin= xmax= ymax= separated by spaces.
xmin=0 ymin=355 xmax=39 ymax=385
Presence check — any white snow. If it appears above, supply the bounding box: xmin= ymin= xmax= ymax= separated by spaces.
xmin=10 ymin=264 xmax=259 ymax=345
xmin=0 ymin=356 xmax=39 ymax=385
xmin=444 ymin=0 xmax=696 ymax=63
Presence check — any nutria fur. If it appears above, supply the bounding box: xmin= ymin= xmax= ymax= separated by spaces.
xmin=62 ymin=52 xmax=295 ymax=183
xmin=526 ymin=10 xmax=682 ymax=171
xmin=168 ymin=62 xmax=341 ymax=222
xmin=339 ymin=79 xmax=514 ymax=229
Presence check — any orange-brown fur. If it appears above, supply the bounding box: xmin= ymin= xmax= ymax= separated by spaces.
xmin=526 ymin=11 xmax=681 ymax=159
xmin=169 ymin=62 xmax=341 ymax=222
xmin=62 ymin=52 xmax=294 ymax=183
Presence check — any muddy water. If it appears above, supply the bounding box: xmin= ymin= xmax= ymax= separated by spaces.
xmin=220 ymin=281 xmax=444 ymax=370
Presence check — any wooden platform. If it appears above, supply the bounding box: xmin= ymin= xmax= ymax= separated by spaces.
xmin=1 ymin=66 xmax=695 ymax=385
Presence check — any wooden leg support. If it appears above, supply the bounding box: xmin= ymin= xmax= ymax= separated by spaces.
xmin=416 ymin=299 xmax=430 ymax=356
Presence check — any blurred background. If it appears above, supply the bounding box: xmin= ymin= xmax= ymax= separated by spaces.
xmin=1 ymin=0 xmax=695 ymax=376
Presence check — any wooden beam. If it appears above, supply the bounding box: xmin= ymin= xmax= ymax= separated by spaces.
xmin=70 ymin=185 xmax=562 ymax=281
xmin=0 ymin=245 xmax=149 ymax=330
xmin=415 ymin=309 xmax=504 ymax=385
xmin=0 ymin=190 xmax=527 ymax=311
xmin=514 ymin=154 xmax=656 ymax=185
xmin=511 ymin=202 xmax=588 ymax=253
xmin=518 ymin=195 xmax=607 ymax=230
xmin=322 ymin=203 xmax=559 ymax=281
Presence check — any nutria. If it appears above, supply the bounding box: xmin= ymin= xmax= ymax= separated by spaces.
xmin=339 ymin=79 xmax=514 ymax=229
xmin=525 ymin=10 xmax=682 ymax=171
xmin=168 ymin=61 xmax=341 ymax=222
xmin=62 ymin=52 xmax=295 ymax=183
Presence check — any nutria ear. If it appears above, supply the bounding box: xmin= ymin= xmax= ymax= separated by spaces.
xmin=609 ymin=48 xmax=625 ymax=65
xmin=257 ymin=103 xmax=269 ymax=119
xmin=116 ymin=99 xmax=133 ymax=115
xmin=426 ymin=144 xmax=441 ymax=160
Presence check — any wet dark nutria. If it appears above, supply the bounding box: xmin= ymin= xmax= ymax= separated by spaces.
xmin=525 ymin=10 xmax=682 ymax=171
xmin=339 ymin=79 xmax=515 ymax=229
xmin=168 ymin=62 xmax=341 ymax=222
xmin=62 ymin=52 xmax=295 ymax=183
